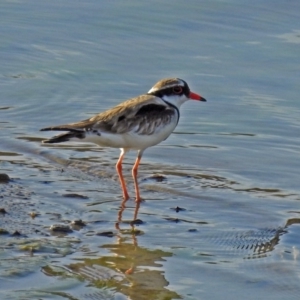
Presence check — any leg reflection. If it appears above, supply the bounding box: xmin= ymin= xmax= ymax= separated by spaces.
xmin=117 ymin=198 xmax=141 ymax=224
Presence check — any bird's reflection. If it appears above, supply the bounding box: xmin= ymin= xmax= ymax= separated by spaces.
xmin=63 ymin=203 xmax=179 ymax=300
xmin=117 ymin=198 xmax=141 ymax=223
xmin=115 ymin=199 xmax=142 ymax=276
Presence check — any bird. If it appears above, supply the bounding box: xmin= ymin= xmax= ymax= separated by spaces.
xmin=40 ymin=78 xmax=206 ymax=202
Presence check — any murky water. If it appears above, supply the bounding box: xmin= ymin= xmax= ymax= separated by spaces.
xmin=1 ymin=1 xmax=300 ymax=299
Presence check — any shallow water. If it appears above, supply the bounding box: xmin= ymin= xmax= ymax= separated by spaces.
xmin=1 ymin=0 xmax=300 ymax=299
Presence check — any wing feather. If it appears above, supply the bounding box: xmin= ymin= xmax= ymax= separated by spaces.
xmin=41 ymin=95 xmax=177 ymax=136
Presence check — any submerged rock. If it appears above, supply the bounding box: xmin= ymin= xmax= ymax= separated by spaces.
xmin=96 ymin=231 xmax=114 ymax=237
xmin=71 ymin=219 xmax=86 ymax=226
xmin=0 ymin=228 xmax=9 ymax=235
xmin=49 ymin=224 xmax=73 ymax=233
xmin=12 ymin=230 xmax=22 ymax=236
xmin=70 ymin=219 xmax=86 ymax=230
xmin=130 ymin=219 xmax=144 ymax=225
xmin=63 ymin=193 xmax=89 ymax=199
xmin=171 ymin=206 xmax=186 ymax=213
xmin=0 ymin=173 xmax=10 ymax=183
xmin=143 ymin=173 xmax=167 ymax=182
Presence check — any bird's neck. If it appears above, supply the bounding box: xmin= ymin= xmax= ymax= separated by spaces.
xmin=161 ymin=95 xmax=187 ymax=110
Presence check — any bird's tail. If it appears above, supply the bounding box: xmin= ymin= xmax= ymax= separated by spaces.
xmin=40 ymin=127 xmax=85 ymax=144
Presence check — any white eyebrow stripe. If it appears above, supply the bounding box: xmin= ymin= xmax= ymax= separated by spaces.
xmin=148 ymin=82 xmax=184 ymax=93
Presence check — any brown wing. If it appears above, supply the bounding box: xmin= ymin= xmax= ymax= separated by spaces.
xmin=41 ymin=94 xmax=177 ymax=136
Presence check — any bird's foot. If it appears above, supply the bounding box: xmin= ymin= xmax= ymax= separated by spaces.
xmin=135 ymin=197 xmax=145 ymax=203
xmin=123 ymin=193 xmax=130 ymax=201
xmin=120 ymin=186 xmax=130 ymax=201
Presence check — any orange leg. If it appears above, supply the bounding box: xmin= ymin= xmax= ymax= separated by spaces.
xmin=132 ymin=151 xmax=143 ymax=203
xmin=116 ymin=149 xmax=130 ymax=201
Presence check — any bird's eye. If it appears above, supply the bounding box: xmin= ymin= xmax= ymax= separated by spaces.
xmin=173 ymin=86 xmax=182 ymax=94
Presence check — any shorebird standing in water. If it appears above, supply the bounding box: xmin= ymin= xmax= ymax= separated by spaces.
xmin=41 ymin=78 xmax=206 ymax=202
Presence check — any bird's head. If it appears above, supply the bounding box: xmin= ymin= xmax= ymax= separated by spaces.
xmin=148 ymin=78 xmax=206 ymax=108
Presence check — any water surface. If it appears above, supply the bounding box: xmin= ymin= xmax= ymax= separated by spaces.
xmin=1 ymin=1 xmax=300 ymax=299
